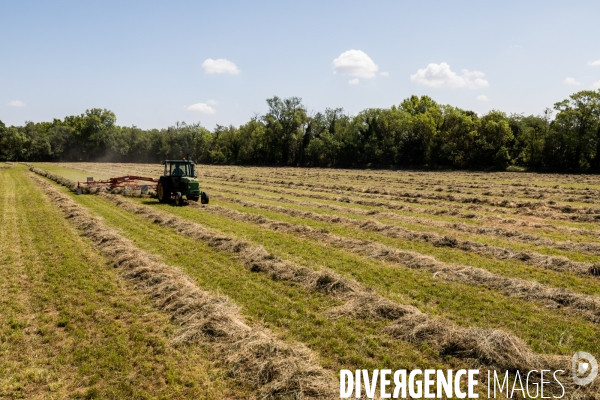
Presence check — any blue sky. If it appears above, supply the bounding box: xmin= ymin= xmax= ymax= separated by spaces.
xmin=1 ymin=0 xmax=599 ymax=129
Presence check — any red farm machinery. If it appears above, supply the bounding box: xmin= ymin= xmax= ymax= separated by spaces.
xmin=77 ymin=159 xmax=209 ymax=206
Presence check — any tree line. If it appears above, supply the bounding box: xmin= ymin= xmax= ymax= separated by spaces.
xmin=1 ymin=90 xmax=600 ymax=171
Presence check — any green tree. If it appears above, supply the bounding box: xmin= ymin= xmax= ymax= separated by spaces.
xmin=508 ymin=112 xmax=549 ymax=168
xmin=433 ymin=107 xmax=479 ymax=168
xmin=1 ymin=126 xmax=29 ymax=161
xmin=263 ymin=96 xmax=308 ymax=165
xmin=553 ymin=90 xmax=600 ymax=169
xmin=474 ymin=111 xmax=513 ymax=168
xmin=236 ymin=118 xmax=268 ymax=164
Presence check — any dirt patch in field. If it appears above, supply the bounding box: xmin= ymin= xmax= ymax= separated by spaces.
xmin=30 ymin=174 xmax=336 ymax=399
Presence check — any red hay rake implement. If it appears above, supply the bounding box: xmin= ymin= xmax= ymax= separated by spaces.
xmin=77 ymin=175 xmax=159 ymax=194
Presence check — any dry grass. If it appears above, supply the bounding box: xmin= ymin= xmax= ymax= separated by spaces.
xmin=207 ymin=172 xmax=600 ymax=222
xmin=204 ymin=176 xmax=591 ymax=228
xmin=30 ymin=173 xmax=336 ymax=399
xmin=211 ymin=184 xmax=600 ymax=257
xmin=28 ymin=163 xmax=600 ymax=397
xmin=192 ymin=202 xmax=600 ymax=324
xmin=96 ymin=190 xmax=571 ymax=375
xmin=214 ymin=195 xmax=600 ymax=276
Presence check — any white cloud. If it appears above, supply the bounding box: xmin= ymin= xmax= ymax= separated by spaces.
xmin=206 ymin=99 xmax=219 ymax=105
xmin=333 ymin=49 xmax=378 ymax=78
xmin=564 ymin=77 xmax=582 ymax=85
xmin=187 ymin=103 xmax=216 ymax=114
xmin=202 ymin=58 xmax=240 ymax=75
xmin=379 ymin=71 xmax=389 ymax=77
xmin=588 ymin=59 xmax=600 ymax=66
xmin=592 ymin=81 xmax=600 ymax=90
xmin=7 ymin=100 xmax=26 ymax=107
xmin=410 ymin=62 xmax=489 ymax=89
xmin=348 ymin=78 xmax=360 ymax=85
xmin=477 ymin=94 xmax=489 ymax=102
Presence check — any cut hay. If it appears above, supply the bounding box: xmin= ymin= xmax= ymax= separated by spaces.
xmin=29 ymin=165 xmax=593 ymax=388
xmin=209 ymin=173 xmax=600 ymax=222
xmin=30 ymin=174 xmax=336 ymax=399
xmin=198 ymin=203 xmax=600 ymax=325
xmin=97 ymin=190 xmax=569 ymax=374
xmin=100 ymin=193 xmax=362 ymax=300
xmin=216 ymin=196 xmax=598 ymax=274
xmin=205 ymin=180 xmax=600 ymax=241
xmin=209 ymin=173 xmax=600 ymax=219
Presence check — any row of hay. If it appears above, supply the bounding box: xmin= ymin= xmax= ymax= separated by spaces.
xmin=193 ymin=202 xmax=600 ymax=325
xmin=205 ymin=174 xmax=561 ymax=221
xmin=204 ymin=177 xmax=482 ymax=218
xmin=201 ymin=166 xmax=600 ymax=201
xmin=206 ymin=173 xmax=600 ymax=220
xmin=232 ymin=174 xmax=600 ymax=224
xmin=205 ymin=168 xmax=600 ymax=204
xmin=277 ymin=171 xmax=600 ymax=206
xmin=203 ymin=178 xmax=600 ymax=238
xmin=244 ymin=180 xmax=600 ymax=240
xmin=208 ymin=184 xmax=600 ymax=256
xmin=29 ymin=165 xmax=79 ymax=191
xmin=97 ymin=191 xmax=569 ymax=375
xmin=30 ymin=173 xmax=336 ymax=399
xmin=214 ymin=195 xmax=600 ymax=276
xmin=52 ymin=162 xmax=160 ymax=180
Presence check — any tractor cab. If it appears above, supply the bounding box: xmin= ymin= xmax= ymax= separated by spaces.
xmin=157 ymin=159 xmax=209 ymax=205
xmin=162 ymin=160 xmax=196 ymax=178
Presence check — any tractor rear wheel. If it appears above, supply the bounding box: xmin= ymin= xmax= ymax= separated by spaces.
xmin=175 ymin=191 xmax=183 ymax=206
xmin=157 ymin=181 xmax=170 ymax=203
xmin=201 ymin=191 xmax=209 ymax=204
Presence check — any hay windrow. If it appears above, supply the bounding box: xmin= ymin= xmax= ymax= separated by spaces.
xmin=212 ymin=195 xmax=599 ymax=275
xmin=93 ymin=189 xmax=572 ymax=375
xmin=102 ymin=194 xmax=362 ymax=299
xmin=29 ymin=165 xmax=79 ymax=191
xmin=28 ymin=165 xmax=153 ymax=197
xmin=192 ymin=202 xmax=600 ymax=325
xmin=204 ymin=177 xmax=584 ymax=231
xmin=213 ymin=177 xmax=600 ymax=234
xmin=209 ymin=173 xmax=600 ymax=215
xmin=30 ymin=174 xmax=336 ymax=399
xmin=209 ymin=184 xmax=600 ymax=257
xmin=29 ymin=166 xmax=585 ymax=383
xmin=208 ymin=173 xmax=600 ymax=222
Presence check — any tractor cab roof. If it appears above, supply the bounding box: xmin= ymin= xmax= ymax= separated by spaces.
xmin=161 ymin=160 xmax=196 ymax=165
xmin=161 ymin=160 xmax=197 ymax=178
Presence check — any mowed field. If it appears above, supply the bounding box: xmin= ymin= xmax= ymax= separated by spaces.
xmin=3 ymin=162 xmax=600 ymax=399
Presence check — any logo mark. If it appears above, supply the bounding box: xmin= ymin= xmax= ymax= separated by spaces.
xmin=572 ymin=351 xmax=598 ymax=385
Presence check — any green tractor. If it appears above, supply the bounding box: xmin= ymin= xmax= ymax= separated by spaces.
xmin=156 ymin=160 xmax=209 ymax=206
